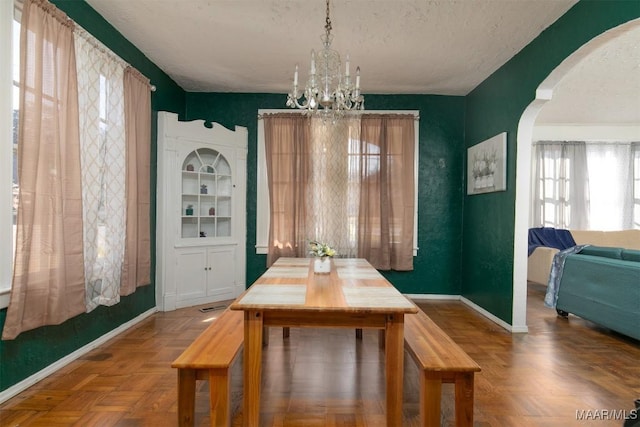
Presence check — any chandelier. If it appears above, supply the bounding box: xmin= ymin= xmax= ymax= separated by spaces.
xmin=286 ymin=0 xmax=364 ymax=117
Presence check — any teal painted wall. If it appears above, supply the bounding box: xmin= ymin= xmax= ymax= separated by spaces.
xmin=0 ymin=1 xmax=185 ymax=392
xmin=184 ymin=94 xmax=466 ymax=294
xmin=461 ymin=1 xmax=640 ymax=323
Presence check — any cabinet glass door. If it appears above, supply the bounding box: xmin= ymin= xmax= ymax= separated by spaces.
xmin=181 ymin=148 xmax=232 ymax=238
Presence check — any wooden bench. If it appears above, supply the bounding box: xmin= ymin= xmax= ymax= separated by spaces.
xmin=404 ymin=309 xmax=481 ymax=427
xmin=171 ymin=308 xmax=244 ymax=427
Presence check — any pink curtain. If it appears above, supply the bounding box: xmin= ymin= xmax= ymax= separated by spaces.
xmin=3 ymin=0 xmax=85 ymax=340
xmin=264 ymin=114 xmax=311 ymax=267
xmin=120 ymin=67 xmax=152 ymax=295
xmin=358 ymin=115 xmax=415 ymax=271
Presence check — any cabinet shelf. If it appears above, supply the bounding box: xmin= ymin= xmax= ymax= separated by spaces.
xmin=182 ymin=215 xmax=232 ymax=219
xmin=180 ymin=147 xmax=233 ymax=239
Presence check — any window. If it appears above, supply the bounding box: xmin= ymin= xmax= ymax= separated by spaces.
xmin=2 ymin=1 xmax=145 ymax=312
xmin=256 ymin=110 xmax=419 ymax=257
xmin=585 ymin=143 xmax=640 ymax=230
xmin=531 ymin=141 xmax=640 ymax=231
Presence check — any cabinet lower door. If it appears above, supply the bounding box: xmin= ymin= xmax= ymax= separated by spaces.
xmin=206 ymin=246 xmax=237 ymax=301
xmin=175 ymin=248 xmax=208 ymax=304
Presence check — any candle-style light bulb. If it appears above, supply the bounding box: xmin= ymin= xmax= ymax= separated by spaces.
xmin=345 ymin=54 xmax=350 ymax=77
xmin=294 ymin=64 xmax=299 ymax=86
xmin=355 ymin=66 xmax=361 ymax=89
xmin=310 ymin=50 xmax=316 ymax=75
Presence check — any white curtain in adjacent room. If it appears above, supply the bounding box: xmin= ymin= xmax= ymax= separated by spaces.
xmin=586 ymin=142 xmax=638 ymax=230
xmin=75 ymin=29 xmax=126 ymax=311
xmin=531 ymin=142 xmax=590 ymax=229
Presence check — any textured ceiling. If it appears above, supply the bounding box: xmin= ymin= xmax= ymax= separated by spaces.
xmin=83 ymin=0 xmax=639 ymax=125
xmin=85 ymin=0 xmax=577 ymax=95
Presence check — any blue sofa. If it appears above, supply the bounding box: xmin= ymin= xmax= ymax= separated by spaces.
xmin=555 ymin=246 xmax=640 ymax=341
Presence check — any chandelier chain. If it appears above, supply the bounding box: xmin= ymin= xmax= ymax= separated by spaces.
xmin=324 ymin=0 xmax=332 ymax=38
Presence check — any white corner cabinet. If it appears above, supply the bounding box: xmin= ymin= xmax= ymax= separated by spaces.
xmin=156 ymin=112 xmax=247 ymax=311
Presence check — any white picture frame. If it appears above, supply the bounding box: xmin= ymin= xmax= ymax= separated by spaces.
xmin=467 ymin=132 xmax=507 ymax=195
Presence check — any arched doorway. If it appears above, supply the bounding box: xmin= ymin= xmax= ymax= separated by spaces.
xmin=512 ymin=18 xmax=640 ymax=330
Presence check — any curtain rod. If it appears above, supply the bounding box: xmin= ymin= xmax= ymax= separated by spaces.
xmin=257 ymin=111 xmax=420 ymax=120
xmin=15 ymin=0 xmax=156 ymax=92
xmin=73 ymin=26 xmax=156 ymax=92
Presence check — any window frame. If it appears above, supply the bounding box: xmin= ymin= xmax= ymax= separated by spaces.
xmin=255 ymin=109 xmax=420 ymax=256
xmin=0 ymin=0 xmax=16 ymax=309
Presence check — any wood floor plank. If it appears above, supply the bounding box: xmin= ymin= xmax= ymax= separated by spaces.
xmin=1 ymin=283 xmax=639 ymax=426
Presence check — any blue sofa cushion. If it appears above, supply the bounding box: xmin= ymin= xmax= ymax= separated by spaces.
xmin=528 ymin=227 xmax=576 ymax=256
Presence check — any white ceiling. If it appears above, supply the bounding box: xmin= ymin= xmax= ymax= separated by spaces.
xmin=84 ymin=0 xmax=639 ymax=125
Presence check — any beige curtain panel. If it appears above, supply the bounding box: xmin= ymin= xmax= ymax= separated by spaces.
xmin=358 ymin=115 xmax=415 ymax=271
xmin=120 ymin=67 xmax=152 ymax=295
xmin=264 ymin=114 xmax=311 ymax=267
xmin=3 ymin=0 xmax=86 ymax=340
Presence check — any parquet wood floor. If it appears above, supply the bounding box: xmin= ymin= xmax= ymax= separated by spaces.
xmin=1 ymin=282 xmax=638 ymax=426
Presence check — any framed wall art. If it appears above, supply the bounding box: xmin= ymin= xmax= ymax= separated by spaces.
xmin=467 ymin=132 xmax=507 ymax=195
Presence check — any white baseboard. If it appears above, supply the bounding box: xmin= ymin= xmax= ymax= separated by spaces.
xmin=405 ymin=293 xmax=461 ymax=301
xmin=460 ymin=296 xmax=529 ymax=333
xmin=0 ymin=307 xmax=157 ymax=404
xmin=406 ymin=293 xmax=529 ymax=334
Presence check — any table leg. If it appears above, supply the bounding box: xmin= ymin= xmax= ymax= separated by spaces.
xmin=243 ymin=310 xmax=263 ymax=427
xmin=385 ymin=313 xmax=404 ymax=426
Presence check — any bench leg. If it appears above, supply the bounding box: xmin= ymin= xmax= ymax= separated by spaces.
xmin=421 ymin=372 xmax=442 ymax=427
xmin=378 ymin=329 xmax=385 ymax=349
xmin=355 ymin=328 xmax=362 ymax=339
xmin=177 ymin=368 xmax=196 ymax=427
xmin=454 ymin=373 xmax=475 ymax=427
xmin=209 ymin=367 xmax=231 ymax=427
xmin=283 ymin=327 xmax=290 ymax=338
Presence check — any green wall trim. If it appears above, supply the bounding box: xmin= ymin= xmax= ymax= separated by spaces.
xmin=184 ymin=93 xmax=466 ymax=296
xmin=462 ymin=1 xmax=640 ymax=323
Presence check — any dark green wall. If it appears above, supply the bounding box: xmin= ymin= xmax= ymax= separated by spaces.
xmin=184 ymin=94 xmax=466 ymax=294
xmin=0 ymin=0 xmax=185 ymax=392
xmin=462 ymin=1 xmax=640 ymax=322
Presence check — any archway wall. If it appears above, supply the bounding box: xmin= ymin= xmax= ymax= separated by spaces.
xmin=461 ymin=1 xmax=640 ymax=326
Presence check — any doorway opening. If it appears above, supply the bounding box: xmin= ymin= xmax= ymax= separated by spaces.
xmin=512 ymin=18 xmax=640 ymax=331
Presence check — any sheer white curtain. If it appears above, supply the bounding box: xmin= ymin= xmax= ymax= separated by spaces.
xmin=307 ymin=117 xmax=360 ymax=258
xmin=74 ymin=29 xmax=126 ymax=311
xmin=530 ymin=142 xmax=590 ymax=229
xmin=586 ymin=142 xmax=638 ymax=230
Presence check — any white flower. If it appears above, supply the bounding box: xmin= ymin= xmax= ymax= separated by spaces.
xmin=308 ymin=240 xmax=337 ymax=258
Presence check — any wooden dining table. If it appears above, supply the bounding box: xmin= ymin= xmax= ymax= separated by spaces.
xmin=229 ymin=257 xmax=418 ymax=426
